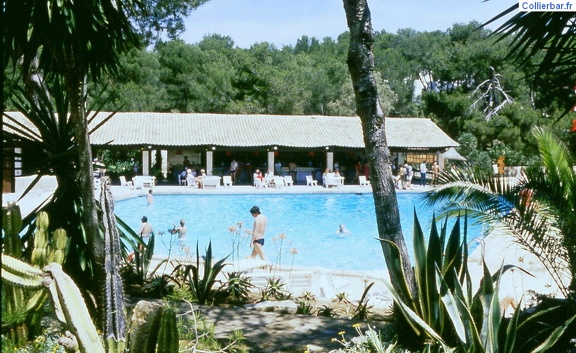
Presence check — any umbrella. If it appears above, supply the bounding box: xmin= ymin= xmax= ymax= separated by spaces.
xmin=443 ymin=147 xmax=466 ymax=161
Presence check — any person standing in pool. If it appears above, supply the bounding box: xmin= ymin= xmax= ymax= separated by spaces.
xmin=139 ymin=216 xmax=153 ymax=239
xmin=170 ymin=219 xmax=187 ymax=242
xmin=249 ymin=206 xmax=268 ymax=260
xmin=146 ymin=189 xmax=154 ymax=205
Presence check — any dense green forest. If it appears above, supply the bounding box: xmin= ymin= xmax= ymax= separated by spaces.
xmin=5 ymin=21 xmax=575 ymax=166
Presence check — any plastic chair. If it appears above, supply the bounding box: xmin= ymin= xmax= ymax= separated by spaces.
xmin=119 ymin=176 xmax=133 ymax=188
xmin=306 ymin=175 xmax=318 ymax=186
xmin=223 ymin=175 xmax=233 ymax=187
xmin=359 ymin=176 xmax=371 ymax=186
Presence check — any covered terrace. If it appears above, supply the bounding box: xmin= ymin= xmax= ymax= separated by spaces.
xmin=3 ymin=112 xmax=459 ymax=187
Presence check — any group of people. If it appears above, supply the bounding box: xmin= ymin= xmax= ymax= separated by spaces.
xmin=137 ymin=216 xmax=187 ymax=242
xmin=322 ymin=168 xmax=343 ymax=187
xmin=395 ymin=160 xmax=440 ymax=190
xmin=177 ymin=156 xmax=209 ymax=188
xmin=179 ymin=168 xmax=207 ymax=188
xmin=351 ymin=161 xmax=371 ymax=184
xmin=135 ymin=205 xmax=269 ymax=261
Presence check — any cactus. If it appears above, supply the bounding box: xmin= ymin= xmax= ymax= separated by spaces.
xmin=2 ymin=254 xmax=106 ymax=353
xmin=44 ymin=263 xmax=106 ymax=353
xmin=31 ymin=212 xmax=50 ymax=266
xmin=2 ymin=211 xmax=182 ymax=353
xmin=156 ymin=305 xmax=178 ymax=353
xmin=1 ymin=254 xmax=44 ymax=288
xmin=48 ymin=228 xmax=68 ymax=263
xmin=2 ymin=191 xmax=180 ymax=353
xmin=100 ymin=177 xmax=128 ymax=352
xmin=1 ymin=207 xmax=69 ymax=347
xmin=2 ymin=204 xmax=30 ymax=346
xmin=2 ymin=202 xmax=23 ymax=255
xmin=127 ymin=301 xmax=179 ymax=353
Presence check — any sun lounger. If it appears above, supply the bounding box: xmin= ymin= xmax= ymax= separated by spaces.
xmin=286 ymin=271 xmax=313 ymax=294
xmin=359 ymin=175 xmax=370 ymax=186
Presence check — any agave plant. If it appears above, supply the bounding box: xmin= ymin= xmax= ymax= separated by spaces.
xmin=224 ymin=271 xmax=254 ymax=303
xmin=383 ymin=213 xmax=575 ymax=352
xmin=177 ymin=241 xmax=229 ymax=305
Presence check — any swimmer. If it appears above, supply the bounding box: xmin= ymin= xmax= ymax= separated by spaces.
xmin=337 ymin=224 xmax=351 ymax=234
xmin=146 ymin=189 xmax=154 ymax=205
xmin=170 ymin=219 xmax=187 ymax=242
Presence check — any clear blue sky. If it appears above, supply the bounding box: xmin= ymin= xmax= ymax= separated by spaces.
xmin=182 ymin=0 xmax=512 ymax=48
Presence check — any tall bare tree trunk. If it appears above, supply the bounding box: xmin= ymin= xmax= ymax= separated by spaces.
xmin=342 ymin=0 xmax=415 ymax=302
xmin=65 ymin=68 xmax=103 ymax=261
xmin=65 ymin=66 xmax=106 ymax=322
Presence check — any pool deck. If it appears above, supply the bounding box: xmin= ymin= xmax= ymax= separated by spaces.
xmin=109 ymin=182 xmax=430 ymax=200
xmin=3 ymin=180 xmax=567 ymax=311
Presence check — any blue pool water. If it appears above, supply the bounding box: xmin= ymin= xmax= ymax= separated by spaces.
xmin=114 ymin=193 xmax=483 ymax=272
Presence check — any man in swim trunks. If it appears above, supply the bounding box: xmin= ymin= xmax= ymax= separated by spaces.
xmin=249 ymin=205 xmax=268 ymax=260
xmin=139 ymin=216 xmax=153 ymax=238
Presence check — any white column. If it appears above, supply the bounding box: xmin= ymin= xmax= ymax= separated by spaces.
xmin=326 ymin=151 xmax=334 ymax=171
xmin=161 ymin=150 xmax=168 ymax=178
xmin=267 ymin=151 xmax=275 ymax=175
xmin=206 ymin=151 xmax=214 ymax=175
xmin=142 ymin=150 xmax=150 ymax=176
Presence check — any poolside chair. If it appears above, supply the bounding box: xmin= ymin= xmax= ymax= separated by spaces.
xmin=186 ymin=173 xmax=196 ymax=188
xmin=283 ymin=175 xmax=294 ymax=186
xmin=306 ymin=175 xmax=318 ymax=186
xmin=254 ymin=178 xmax=267 ymax=189
xmin=272 ymin=176 xmax=285 ymax=188
xmin=222 ymin=175 xmax=233 ymax=187
xmin=359 ymin=175 xmax=371 ymax=186
xmin=119 ymin=176 xmax=133 ymax=188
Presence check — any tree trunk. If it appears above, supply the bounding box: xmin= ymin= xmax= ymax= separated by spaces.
xmin=65 ymin=66 xmax=106 ymax=321
xmin=342 ymin=0 xmax=416 ymax=302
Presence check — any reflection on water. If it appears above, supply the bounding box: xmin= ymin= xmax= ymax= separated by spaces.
xmin=115 ymin=193 xmax=482 ymax=271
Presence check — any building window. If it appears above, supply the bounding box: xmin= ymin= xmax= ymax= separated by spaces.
xmin=406 ymin=152 xmax=436 ymax=168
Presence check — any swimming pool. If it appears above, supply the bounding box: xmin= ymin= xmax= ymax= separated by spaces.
xmin=114 ymin=193 xmax=483 ymax=272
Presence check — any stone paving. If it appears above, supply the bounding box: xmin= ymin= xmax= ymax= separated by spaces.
xmin=179 ymin=302 xmax=392 ymax=353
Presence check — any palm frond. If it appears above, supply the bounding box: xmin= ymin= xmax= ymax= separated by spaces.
xmin=424 ymin=131 xmax=574 ymax=296
xmin=489 ymin=11 xmax=576 ymax=74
